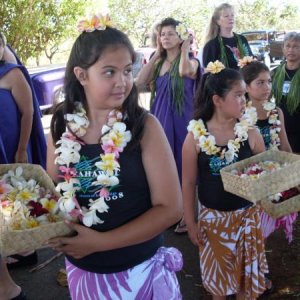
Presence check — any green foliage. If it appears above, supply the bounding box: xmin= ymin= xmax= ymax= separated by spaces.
xmin=108 ymin=0 xmax=212 ymax=47
xmin=108 ymin=0 xmax=300 ymax=48
xmin=1 ymin=0 xmax=299 ymax=64
xmin=235 ymin=0 xmax=300 ymax=32
xmin=0 ymin=0 xmax=85 ymax=64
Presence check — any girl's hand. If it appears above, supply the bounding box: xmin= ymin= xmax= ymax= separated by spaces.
xmin=47 ymin=221 xmax=100 ymax=259
xmin=15 ymin=149 xmax=28 ymax=163
xmin=187 ymin=222 xmax=203 ymax=247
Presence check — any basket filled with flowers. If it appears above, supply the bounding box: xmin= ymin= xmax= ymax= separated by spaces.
xmin=220 ymin=150 xmax=300 ymax=204
xmin=260 ymin=186 xmax=300 ymax=218
xmin=0 ymin=164 xmax=72 ymax=256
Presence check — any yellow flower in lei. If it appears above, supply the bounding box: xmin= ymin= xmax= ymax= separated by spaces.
xmin=77 ymin=14 xmax=113 ymax=33
xmin=237 ymin=56 xmax=257 ymax=68
xmin=55 ymin=104 xmax=132 ymax=227
xmin=263 ymin=98 xmax=281 ymax=149
xmin=199 ymin=135 xmax=220 ymax=155
xmin=187 ymin=119 xmax=207 ymax=139
xmin=96 ymin=153 xmax=120 ymax=176
xmin=205 ymin=60 xmax=225 ymax=74
xmin=187 ymin=104 xmax=257 ymax=162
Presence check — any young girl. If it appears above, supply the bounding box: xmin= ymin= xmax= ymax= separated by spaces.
xmin=241 ymin=60 xmax=296 ymax=244
xmin=183 ymin=62 xmax=268 ymax=299
xmin=46 ymin=16 xmax=183 ymax=299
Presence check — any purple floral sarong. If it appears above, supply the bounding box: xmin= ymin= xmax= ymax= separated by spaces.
xmin=66 ymin=247 xmax=183 ymax=300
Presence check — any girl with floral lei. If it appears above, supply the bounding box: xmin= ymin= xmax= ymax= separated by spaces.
xmin=241 ymin=58 xmax=296 ymax=290
xmin=240 ymin=58 xmax=291 ymax=153
xmin=183 ymin=60 xmax=269 ymax=299
xmin=46 ymin=14 xmax=183 ymax=300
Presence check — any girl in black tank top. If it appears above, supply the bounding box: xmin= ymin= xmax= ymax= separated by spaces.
xmin=182 ymin=65 xmax=268 ymax=298
xmin=46 ymin=24 xmax=183 ymax=299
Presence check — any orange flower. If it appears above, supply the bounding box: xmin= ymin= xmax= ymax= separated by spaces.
xmin=77 ymin=14 xmax=113 ymax=33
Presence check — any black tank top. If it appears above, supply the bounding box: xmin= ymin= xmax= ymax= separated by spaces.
xmin=197 ymin=139 xmax=253 ymax=211
xmin=256 ymin=118 xmax=272 ymax=150
xmin=66 ymin=144 xmax=163 ymax=273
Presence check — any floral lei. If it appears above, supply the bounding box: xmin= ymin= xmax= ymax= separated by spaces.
xmin=55 ymin=102 xmax=131 ymax=227
xmin=187 ymin=102 xmax=257 ymax=163
xmin=262 ymin=99 xmax=281 ymax=149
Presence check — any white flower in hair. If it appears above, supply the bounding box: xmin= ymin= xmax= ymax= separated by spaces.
xmin=176 ymin=24 xmax=189 ymax=40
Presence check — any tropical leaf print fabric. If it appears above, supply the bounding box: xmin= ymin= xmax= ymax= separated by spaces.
xmin=66 ymin=247 xmax=183 ymax=300
xmin=198 ymin=206 xmax=268 ymax=299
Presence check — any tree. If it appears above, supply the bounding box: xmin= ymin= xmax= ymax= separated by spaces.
xmin=108 ymin=0 xmax=300 ymax=49
xmin=236 ymin=0 xmax=300 ymax=32
xmin=0 ymin=0 xmax=85 ymax=64
xmin=108 ymin=0 xmax=211 ymax=48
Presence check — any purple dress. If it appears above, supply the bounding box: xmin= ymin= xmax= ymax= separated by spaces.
xmin=151 ymin=67 xmax=200 ymax=182
xmin=0 ymin=62 xmax=46 ymax=168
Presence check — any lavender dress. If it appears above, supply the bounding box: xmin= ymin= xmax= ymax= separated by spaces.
xmin=0 ymin=62 xmax=46 ymax=168
xmin=151 ymin=66 xmax=200 ymax=182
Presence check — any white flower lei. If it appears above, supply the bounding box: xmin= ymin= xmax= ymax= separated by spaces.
xmin=55 ymin=102 xmax=132 ymax=227
xmin=187 ymin=103 xmax=257 ymax=163
xmin=262 ymin=99 xmax=281 ymax=149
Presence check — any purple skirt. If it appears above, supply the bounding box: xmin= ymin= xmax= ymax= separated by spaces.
xmin=66 ymin=247 xmax=183 ymax=300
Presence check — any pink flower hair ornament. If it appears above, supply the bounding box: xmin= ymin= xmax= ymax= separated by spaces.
xmin=77 ymin=14 xmax=113 ymax=33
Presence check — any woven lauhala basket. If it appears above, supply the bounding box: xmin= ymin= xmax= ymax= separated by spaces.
xmin=220 ymin=150 xmax=300 ymax=203
xmin=260 ymin=194 xmax=300 ymax=218
xmin=0 ymin=163 xmax=72 ymax=256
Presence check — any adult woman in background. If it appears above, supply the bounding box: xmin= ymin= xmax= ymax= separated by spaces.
xmin=136 ymin=17 xmax=200 ymax=184
xmin=272 ymin=32 xmax=300 ymax=153
xmin=136 ymin=18 xmax=201 ymax=234
xmin=0 ymin=32 xmax=46 ymax=269
xmin=0 ymin=33 xmax=46 ymax=168
xmin=202 ymin=3 xmax=252 ymax=69
xmin=0 ymin=32 xmax=31 ymax=300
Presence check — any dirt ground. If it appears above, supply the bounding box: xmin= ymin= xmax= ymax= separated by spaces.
xmin=10 ymin=216 xmax=300 ymax=300
xmin=167 ymin=216 xmax=300 ymax=300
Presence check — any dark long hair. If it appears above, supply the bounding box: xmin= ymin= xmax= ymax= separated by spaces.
xmin=194 ymin=68 xmax=243 ymax=121
xmin=240 ymin=61 xmax=269 ymax=85
xmin=240 ymin=61 xmax=270 ymax=101
xmin=51 ymin=27 xmax=147 ymax=149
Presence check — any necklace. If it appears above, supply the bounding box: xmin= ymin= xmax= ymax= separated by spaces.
xmin=55 ymin=103 xmax=132 ymax=227
xmin=262 ymin=100 xmax=281 ymax=149
xmin=188 ymin=103 xmax=257 ymax=163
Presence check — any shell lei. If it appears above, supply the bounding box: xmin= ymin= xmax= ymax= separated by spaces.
xmin=187 ymin=103 xmax=257 ymax=163
xmin=262 ymin=100 xmax=281 ymax=149
xmin=55 ymin=104 xmax=132 ymax=227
